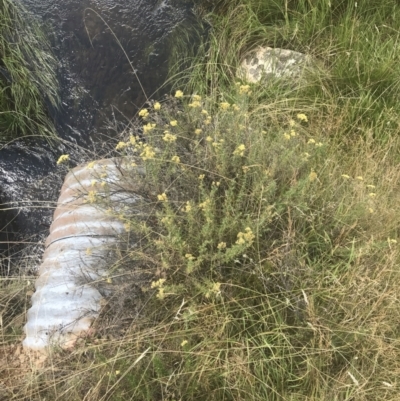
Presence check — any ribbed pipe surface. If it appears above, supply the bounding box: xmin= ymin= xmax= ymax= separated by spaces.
xmin=23 ymin=158 xmax=140 ymax=352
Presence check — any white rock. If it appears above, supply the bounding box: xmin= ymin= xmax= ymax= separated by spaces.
xmin=238 ymin=46 xmax=312 ymax=84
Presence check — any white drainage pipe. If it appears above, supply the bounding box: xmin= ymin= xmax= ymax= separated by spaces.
xmin=23 ymin=158 xmax=140 ymax=353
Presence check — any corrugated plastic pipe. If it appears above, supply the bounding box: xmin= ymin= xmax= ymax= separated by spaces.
xmin=23 ymin=158 xmax=141 ymax=353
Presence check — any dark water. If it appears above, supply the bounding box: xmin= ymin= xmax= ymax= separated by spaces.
xmin=0 ymin=0 xmax=200 ymax=273
xmin=20 ymin=0 xmax=197 ymax=144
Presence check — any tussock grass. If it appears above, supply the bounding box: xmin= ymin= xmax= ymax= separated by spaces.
xmin=0 ymin=0 xmax=59 ymax=142
xmin=1 ymin=1 xmax=400 ymax=400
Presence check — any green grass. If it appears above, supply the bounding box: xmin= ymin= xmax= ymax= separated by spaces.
xmin=1 ymin=1 xmax=400 ymax=400
xmin=0 ymin=0 xmax=59 ymax=142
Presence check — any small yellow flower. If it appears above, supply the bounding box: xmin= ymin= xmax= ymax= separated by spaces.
xmin=315 ymin=142 xmax=323 ymax=147
xmin=309 ymin=171 xmax=318 ymax=182
xmin=154 ymin=102 xmax=161 ymax=110
xmin=131 ymin=162 xmax=137 ymax=167
xmin=199 ymin=199 xmax=210 ymax=210
xmin=181 ymin=340 xmax=188 ymax=347
xmin=198 ymin=174 xmax=205 ymax=180
xmin=171 ymin=155 xmax=180 ymax=163
xmin=368 ymin=208 xmax=374 ymax=214
xmin=188 ymin=100 xmax=201 ymax=108
xmin=307 ymin=138 xmax=316 ymax=144
xmin=185 ymin=253 xmax=195 ymax=261
xmin=387 ymin=238 xmax=397 ymax=244
xmin=284 ymin=133 xmax=291 ymax=140
xmin=87 ymin=161 xmax=95 ymax=169
xmin=129 ymin=135 xmax=137 ymax=145
xmin=233 ymin=144 xmax=246 ymax=156
xmin=193 ymin=94 xmax=202 ymax=101
xmin=289 ymin=119 xmax=296 ymax=127
xmin=170 ymin=120 xmax=178 ymax=127
xmin=175 ymin=90 xmax=184 ymax=98
xmin=297 ymin=113 xmax=308 ymax=122
xmin=232 ymin=104 xmax=240 ymax=111
xmin=236 ymin=227 xmax=255 ymax=245
xmin=201 ymin=109 xmax=208 ymax=115
xmin=100 ymin=181 xmax=106 ymax=187
xmin=138 ymin=108 xmax=149 ymax=118
xmin=341 ymin=174 xmax=350 ymax=179
xmin=219 ymin=102 xmax=230 ymax=110
xmin=57 ymin=154 xmax=69 ymax=165
xmin=87 ymin=190 xmax=97 ymax=204
xmin=184 ymin=201 xmax=192 ymax=212
xmin=151 ymin=278 xmax=166 ymax=288
xmin=194 ymin=128 xmax=202 ymax=135
xmin=239 ymin=84 xmax=251 ymax=94
xmin=368 ymin=192 xmax=376 ymax=198
xmin=140 ymin=144 xmax=156 ymax=160
xmin=91 ymin=179 xmax=97 ymax=187
xmin=366 ymin=184 xmax=376 ymax=189
xmin=157 ymin=193 xmax=168 ymax=202
xmin=356 ymin=176 xmax=364 ymax=181
xmin=217 ymin=242 xmax=226 ymax=250
xmin=116 ymin=141 xmax=128 ymax=150
xmin=206 ymin=136 xmax=213 ymax=142
xmin=290 ymin=130 xmax=297 ymax=137
xmin=143 ymin=122 xmax=156 ymax=134
xmin=163 ymin=132 xmax=177 ymax=143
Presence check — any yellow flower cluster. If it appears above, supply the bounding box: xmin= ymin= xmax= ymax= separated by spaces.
xmin=205 ymin=282 xmax=221 ymax=298
xmin=116 ymin=141 xmax=128 ymax=150
xmin=189 ymin=100 xmax=201 ymax=108
xmin=154 ymin=102 xmax=161 ymax=110
xmin=175 ymin=90 xmax=184 ymax=98
xmin=171 ymin=155 xmax=180 ymax=163
xmin=151 ymin=278 xmax=166 ymax=288
xmin=157 ymin=193 xmax=168 ymax=202
xmin=184 ymin=201 xmax=192 ymax=212
xmin=236 ymin=227 xmax=255 ymax=245
xmin=217 ymin=242 xmax=226 ymax=250
xmin=87 ymin=190 xmax=97 ymax=204
xmin=220 ymin=102 xmax=230 ymax=110
xmin=163 ymin=131 xmax=177 ymax=142
xmin=297 ymin=113 xmax=308 ymax=122
xmin=185 ymin=254 xmax=196 ymax=262
xmin=199 ymin=199 xmax=210 ymax=210
xmin=170 ymin=120 xmax=178 ymax=127
xmin=56 ymin=154 xmax=69 ymax=165
xmin=233 ymin=144 xmax=246 ymax=156
xmin=143 ymin=122 xmax=156 ymax=134
xmin=239 ymin=84 xmax=251 ymax=94
xmin=140 ymin=144 xmax=156 ymax=160
xmin=151 ymin=278 xmax=166 ymax=299
xmin=138 ymin=109 xmax=149 ymax=118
